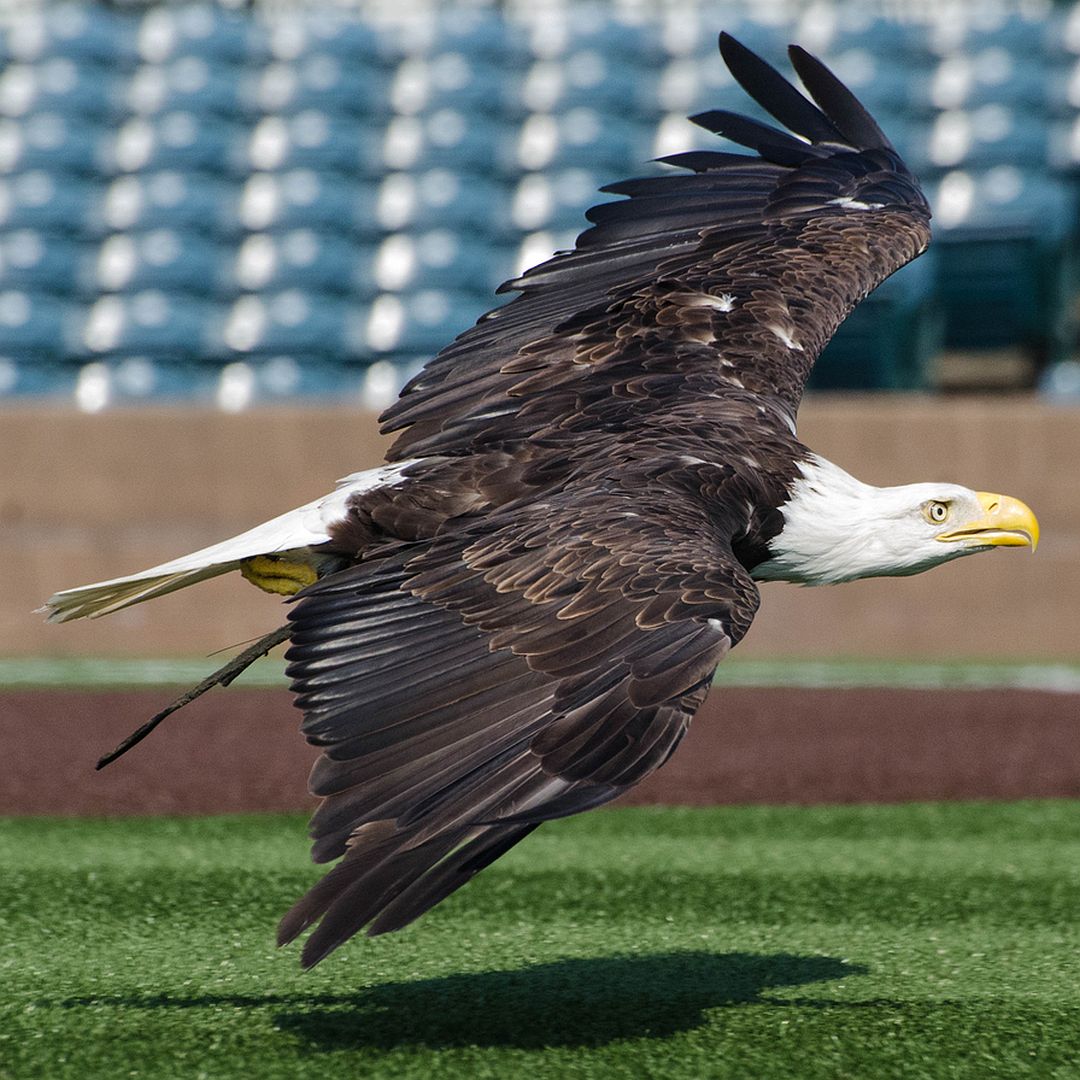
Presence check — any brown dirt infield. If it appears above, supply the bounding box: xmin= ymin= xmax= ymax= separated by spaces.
xmin=3 ymin=685 xmax=1078 ymax=816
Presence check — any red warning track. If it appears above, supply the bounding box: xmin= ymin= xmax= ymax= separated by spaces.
xmin=4 ymin=686 xmax=1078 ymax=816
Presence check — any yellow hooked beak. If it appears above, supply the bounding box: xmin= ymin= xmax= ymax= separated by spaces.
xmin=937 ymin=492 xmax=1040 ymax=551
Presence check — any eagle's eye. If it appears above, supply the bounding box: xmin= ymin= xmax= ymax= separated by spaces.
xmin=924 ymin=500 xmax=950 ymax=524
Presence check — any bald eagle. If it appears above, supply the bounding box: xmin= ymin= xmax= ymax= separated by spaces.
xmin=43 ymin=35 xmax=1038 ymax=968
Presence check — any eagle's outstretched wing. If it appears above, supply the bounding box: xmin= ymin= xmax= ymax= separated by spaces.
xmin=380 ymin=33 xmax=930 ymax=459
xmin=281 ymin=460 xmax=759 ymax=966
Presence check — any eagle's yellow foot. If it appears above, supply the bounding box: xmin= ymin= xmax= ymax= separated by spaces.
xmin=240 ymin=555 xmax=318 ymax=596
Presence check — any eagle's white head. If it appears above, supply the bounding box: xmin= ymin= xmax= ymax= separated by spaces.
xmin=754 ymin=456 xmax=1039 ymax=586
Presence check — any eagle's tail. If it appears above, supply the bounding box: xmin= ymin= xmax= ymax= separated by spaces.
xmin=39 ymin=559 xmax=246 ymax=623
xmin=37 ymin=464 xmax=416 ymax=623
xmin=38 ymin=499 xmax=336 ymax=623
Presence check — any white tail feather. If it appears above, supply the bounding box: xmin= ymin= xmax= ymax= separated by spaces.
xmin=40 ymin=462 xmax=413 ymax=623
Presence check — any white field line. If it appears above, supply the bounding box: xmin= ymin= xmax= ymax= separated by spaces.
xmin=712 ymin=660 xmax=1080 ymax=694
xmin=2 ymin=657 xmax=1080 ymax=693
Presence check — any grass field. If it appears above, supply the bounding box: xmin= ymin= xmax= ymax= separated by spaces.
xmin=2 ymin=802 xmax=1078 ymax=1079
xmin=5 ymin=655 xmax=1080 ymax=691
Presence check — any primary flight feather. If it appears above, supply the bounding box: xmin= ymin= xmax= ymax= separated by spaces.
xmin=44 ymin=34 xmax=1038 ymax=968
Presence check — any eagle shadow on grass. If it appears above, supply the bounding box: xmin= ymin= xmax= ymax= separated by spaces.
xmin=49 ymin=950 xmax=864 ymax=1050
xmin=275 ymin=950 xmax=864 ymax=1050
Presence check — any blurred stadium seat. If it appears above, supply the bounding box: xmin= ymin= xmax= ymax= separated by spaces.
xmin=76 ymin=290 xmax=218 ymax=359
xmin=508 ymin=52 xmax=662 ymax=116
xmin=0 ymin=289 xmax=76 ymax=355
xmin=124 ymin=58 xmax=246 ymax=118
xmin=928 ymin=168 xmax=1078 ymax=363
xmin=0 ymin=58 xmax=118 ymax=119
xmin=0 ymin=229 xmax=83 ymax=295
xmin=4 ymin=4 xmax=139 ymax=66
xmin=91 ymin=171 xmax=236 ymax=236
xmin=135 ymin=5 xmax=267 ymax=65
xmin=227 ymin=230 xmax=358 ymax=295
xmin=0 ymin=2 xmax=1077 ymax=404
xmin=235 ymin=169 xmax=376 ymax=234
xmin=86 ymin=229 xmax=223 ymax=296
xmin=217 ymin=289 xmax=357 ymax=359
xmin=0 ymin=170 xmax=96 ymax=233
xmin=241 ymin=54 xmax=393 ymax=116
xmin=360 ymin=289 xmax=491 ymax=355
xmin=390 ymin=54 xmax=507 ymax=116
xmin=99 ymin=113 xmax=246 ymax=175
xmin=0 ymin=112 xmax=99 ymax=175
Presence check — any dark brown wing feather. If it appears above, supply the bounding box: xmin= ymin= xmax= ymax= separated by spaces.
xmin=280 ymin=464 xmax=759 ymax=966
xmin=380 ymin=32 xmax=930 ymax=460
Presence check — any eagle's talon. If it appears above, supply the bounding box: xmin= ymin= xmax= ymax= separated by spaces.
xmin=240 ymin=555 xmax=318 ymax=596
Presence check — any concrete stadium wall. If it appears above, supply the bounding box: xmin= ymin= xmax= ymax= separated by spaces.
xmin=4 ymin=396 xmax=1076 ymax=661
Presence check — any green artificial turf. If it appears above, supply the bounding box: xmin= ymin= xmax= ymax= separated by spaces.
xmin=1 ymin=802 xmax=1078 ymax=1079
xmin=6 ymin=655 xmax=1080 ymax=691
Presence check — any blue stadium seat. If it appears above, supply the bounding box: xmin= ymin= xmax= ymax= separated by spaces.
xmin=73 ymin=355 xmax=220 ymax=406
xmin=99 ymin=113 xmax=246 ymax=176
xmin=399 ymin=7 xmax=527 ymax=64
xmin=1049 ymin=114 xmax=1080 ymax=172
xmin=0 ymin=113 xmax=99 ymax=175
xmin=0 ymin=58 xmax=118 ymax=119
xmin=0 ymin=289 xmax=76 ymax=354
xmin=241 ymin=54 xmax=393 ymax=116
xmin=1046 ymin=62 xmax=1080 ymax=119
xmin=136 ymin=5 xmax=267 ymax=65
xmin=227 ymin=230 xmax=359 ymax=295
xmin=268 ymin=14 xmax=386 ymax=66
xmin=0 ymin=356 xmax=77 ymax=398
xmin=362 ymin=231 xmax=514 ymax=296
xmin=379 ymin=111 xmax=500 ymax=174
xmin=85 ymin=230 xmax=223 ymax=296
xmin=1060 ymin=5 xmax=1080 ymax=61
xmin=914 ymin=106 xmax=1049 ymax=173
xmin=212 ymin=356 xmax=365 ymax=408
xmin=924 ymin=51 xmax=1050 ymax=113
xmin=0 ymin=171 xmax=97 ymax=234
xmin=90 ymin=172 xmax=237 ymax=236
xmin=359 ymin=289 xmax=491 ymax=356
xmin=372 ymin=169 xmax=509 ymax=232
xmin=506 ymin=109 xmax=655 ymax=174
xmin=5 ymin=4 xmax=139 ymax=66
xmin=928 ymin=11 xmax=1051 ymax=59
xmin=507 ymin=167 xmax=608 ymax=234
xmin=927 ymin=167 xmax=1078 ymax=362
xmin=235 ymin=170 xmax=381 ymax=235
xmin=0 ymin=230 xmax=82 ymax=294
xmin=509 ymin=52 xmax=662 ymax=117
xmin=76 ymin=291 xmax=217 ymax=358
xmin=522 ymin=9 xmax=665 ymax=64
xmin=122 ymin=58 xmax=246 ymax=118
xmin=242 ymin=111 xmax=383 ymax=174
xmin=389 ymin=53 xmax=506 ymax=116
xmin=217 ymin=290 xmax=354 ymax=358
xmin=809 ymin=14 xmax=929 ymax=63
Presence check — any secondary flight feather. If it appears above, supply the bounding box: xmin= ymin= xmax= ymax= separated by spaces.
xmin=43 ymin=34 xmax=1038 ymax=968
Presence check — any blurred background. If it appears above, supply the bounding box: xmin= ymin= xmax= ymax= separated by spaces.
xmin=0 ymin=0 xmax=1077 ymax=664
